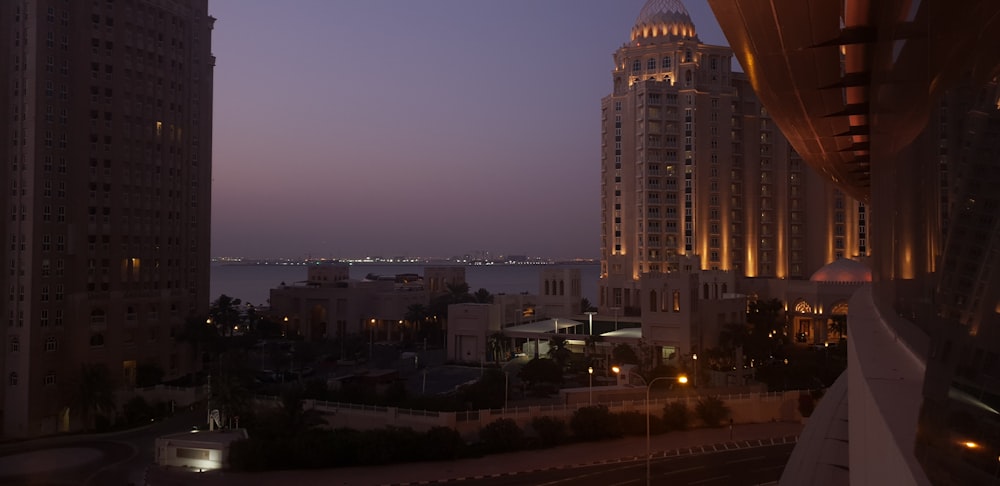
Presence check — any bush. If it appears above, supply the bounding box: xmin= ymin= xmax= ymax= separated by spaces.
xmin=570 ymin=405 xmax=620 ymax=441
xmin=421 ymin=426 xmax=466 ymax=460
xmin=695 ymin=396 xmax=731 ymax=427
xmin=662 ymin=401 xmax=691 ymax=431
xmin=531 ymin=416 xmax=567 ymax=447
xmin=616 ymin=411 xmax=647 ymax=436
xmin=479 ymin=418 xmax=523 ymax=453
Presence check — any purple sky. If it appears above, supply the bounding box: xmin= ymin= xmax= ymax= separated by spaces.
xmin=209 ymin=0 xmax=728 ymax=260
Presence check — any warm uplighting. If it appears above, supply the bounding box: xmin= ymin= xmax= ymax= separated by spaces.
xmin=962 ymin=441 xmax=980 ymax=449
xmin=677 ymin=375 xmax=689 ymax=384
xmin=611 ymin=365 xmax=621 ymax=374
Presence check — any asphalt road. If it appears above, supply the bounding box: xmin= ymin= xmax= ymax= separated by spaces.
xmin=441 ymin=443 xmax=794 ymax=486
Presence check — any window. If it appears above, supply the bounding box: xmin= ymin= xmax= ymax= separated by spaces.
xmin=8 ymin=372 xmax=17 ymax=386
xmin=8 ymin=336 xmax=18 ymax=352
xmin=662 ymin=56 xmax=671 ymax=69
xmin=647 ymin=58 xmax=656 ymax=70
xmin=632 ymin=60 xmax=641 ymax=72
xmin=44 ymin=372 xmax=55 ymax=386
xmin=45 ymin=336 xmax=57 ymax=352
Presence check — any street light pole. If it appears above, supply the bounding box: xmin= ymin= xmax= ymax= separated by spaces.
xmin=645 ymin=375 xmax=688 ymax=486
xmin=588 ymin=366 xmax=594 ymax=405
xmin=584 ymin=311 xmax=596 ymax=336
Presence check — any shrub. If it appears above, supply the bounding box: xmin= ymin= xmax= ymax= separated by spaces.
xmin=421 ymin=426 xmax=466 ymax=460
xmin=695 ymin=396 xmax=731 ymax=427
xmin=570 ymin=405 xmax=620 ymax=441
xmin=616 ymin=411 xmax=647 ymax=436
xmin=662 ymin=401 xmax=691 ymax=431
xmin=531 ymin=416 xmax=568 ymax=447
xmin=479 ymin=418 xmax=523 ymax=453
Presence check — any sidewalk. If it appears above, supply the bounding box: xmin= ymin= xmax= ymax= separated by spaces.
xmin=147 ymin=421 xmax=803 ymax=486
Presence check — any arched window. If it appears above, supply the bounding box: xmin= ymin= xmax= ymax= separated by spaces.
xmin=794 ymin=300 xmax=813 ymax=314
xmin=8 ymin=372 xmax=17 ymax=386
xmin=632 ymin=60 xmax=641 ymax=72
xmin=662 ymin=56 xmax=671 ymax=69
xmin=685 ymin=50 xmax=693 ymax=62
xmin=661 ymin=289 xmax=669 ymax=312
xmin=831 ymin=302 xmax=849 ymax=315
xmin=703 ymin=283 xmax=709 ymax=299
xmin=721 ymin=283 xmax=728 ymax=294
xmin=45 ymin=336 xmax=57 ymax=352
xmin=8 ymin=336 xmax=18 ymax=353
xmin=649 ymin=290 xmax=657 ymax=312
xmin=559 ymin=280 xmax=565 ymax=296
xmin=672 ymin=290 xmax=681 ymax=312
xmin=647 ymin=58 xmax=656 ymax=70
xmin=544 ymin=280 xmax=550 ymax=295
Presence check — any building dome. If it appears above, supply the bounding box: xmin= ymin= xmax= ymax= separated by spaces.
xmin=809 ymin=259 xmax=872 ymax=283
xmin=631 ymin=0 xmax=698 ymax=42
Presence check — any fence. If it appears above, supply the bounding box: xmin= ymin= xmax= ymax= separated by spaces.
xmin=252 ymin=389 xmax=811 ymax=440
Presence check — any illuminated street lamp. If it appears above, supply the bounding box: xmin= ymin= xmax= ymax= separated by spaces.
xmin=692 ymin=353 xmax=698 ymax=388
xmin=645 ymin=375 xmax=688 ymax=486
xmin=584 ymin=311 xmax=597 ymax=336
xmin=588 ymin=366 xmax=594 ymax=405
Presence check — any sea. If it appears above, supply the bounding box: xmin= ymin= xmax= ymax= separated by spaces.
xmin=210 ymin=262 xmax=600 ymax=307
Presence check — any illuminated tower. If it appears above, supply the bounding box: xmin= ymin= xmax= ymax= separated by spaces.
xmin=0 ymin=0 xmax=214 ymax=437
xmin=598 ymin=0 xmax=866 ymax=313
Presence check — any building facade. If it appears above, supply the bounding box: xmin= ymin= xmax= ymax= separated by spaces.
xmin=599 ymin=0 xmax=867 ymax=315
xmin=1 ymin=0 xmax=214 ymax=437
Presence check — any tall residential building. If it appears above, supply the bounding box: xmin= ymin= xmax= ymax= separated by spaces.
xmin=598 ymin=0 xmax=866 ymax=314
xmin=0 ymin=0 xmax=214 ymax=437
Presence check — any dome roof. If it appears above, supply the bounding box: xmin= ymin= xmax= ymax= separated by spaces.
xmin=809 ymin=259 xmax=872 ymax=283
xmin=631 ymin=0 xmax=698 ymax=41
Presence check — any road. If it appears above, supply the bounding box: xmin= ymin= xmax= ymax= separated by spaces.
xmin=440 ymin=443 xmax=793 ymax=486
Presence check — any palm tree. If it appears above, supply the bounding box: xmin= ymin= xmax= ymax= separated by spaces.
xmin=473 ymin=288 xmax=494 ymax=304
xmin=487 ymin=331 xmax=507 ymax=362
xmin=75 ymin=363 xmax=116 ymax=430
xmin=209 ymin=294 xmax=242 ymax=336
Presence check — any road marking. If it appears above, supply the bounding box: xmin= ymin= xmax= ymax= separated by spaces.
xmin=727 ymin=455 xmax=766 ymax=464
xmin=690 ymin=475 xmax=729 ymax=485
xmin=663 ymin=465 xmax=706 ymax=475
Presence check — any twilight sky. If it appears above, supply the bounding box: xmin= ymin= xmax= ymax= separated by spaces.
xmin=209 ymin=0 xmax=728 ymax=260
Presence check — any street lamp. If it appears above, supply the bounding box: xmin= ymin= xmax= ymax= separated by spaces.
xmin=645 ymin=375 xmax=688 ymax=486
xmin=588 ymin=366 xmax=594 ymax=405
xmin=692 ymin=353 xmax=698 ymax=388
xmin=611 ymin=307 xmax=621 ymax=331
xmin=584 ymin=311 xmax=597 ymax=336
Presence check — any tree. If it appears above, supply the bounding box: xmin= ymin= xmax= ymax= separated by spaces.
xmin=210 ymin=294 xmax=243 ymax=336
xmin=580 ymin=298 xmax=597 ymax=313
xmin=662 ymin=401 xmax=691 ymax=431
xmin=695 ymin=396 xmax=731 ymax=427
xmin=612 ymin=343 xmax=639 ymax=365
xmin=487 ymin=331 xmax=507 ymax=362
xmin=472 ymin=288 xmax=494 ymax=304
xmin=547 ymin=336 xmax=572 ymax=369
xmin=404 ymin=303 xmax=429 ymax=331
xmin=570 ymin=405 xmax=620 ymax=441
xmin=517 ymin=358 xmax=562 ymax=390
xmin=75 ymin=363 xmax=116 ymax=430
xmin=828 ymin=315 xmax=847 ymax=341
